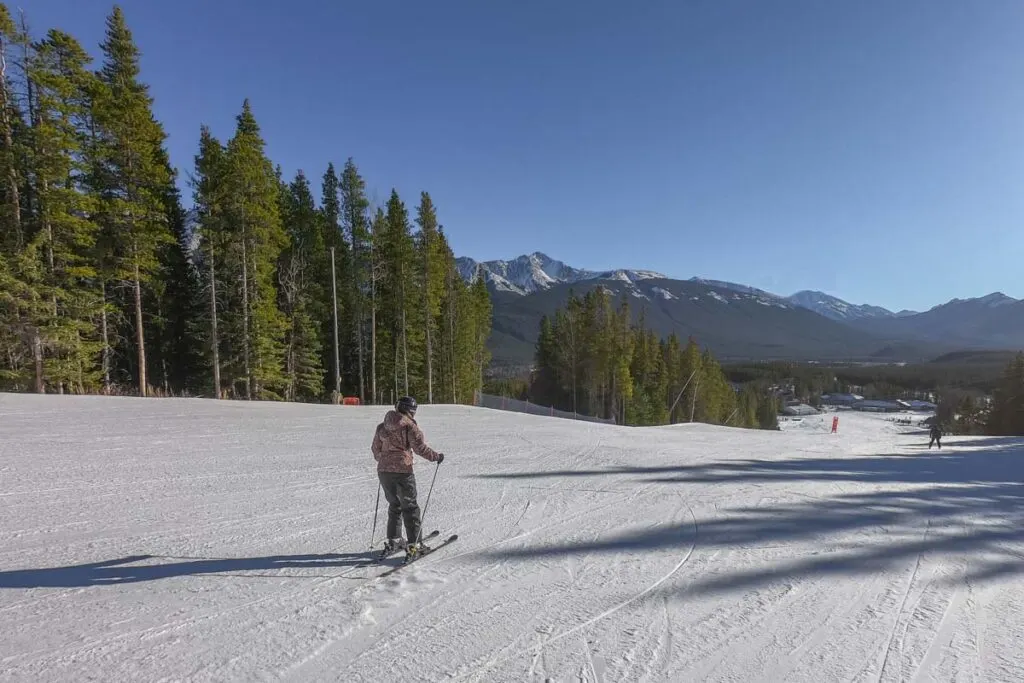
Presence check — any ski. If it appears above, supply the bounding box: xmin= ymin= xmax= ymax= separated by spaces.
xmin=373 ymin=530 xmax=439 ymax=563
xmin=375 ymin=534 xmax=459 ymax=578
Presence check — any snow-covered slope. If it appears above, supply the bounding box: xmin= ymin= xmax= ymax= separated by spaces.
xmin=689 ymin=277 xmax=784 ymax=301
xmin=457 ymin=252 xmax=665 ymax=295
xmin=788 ymin=290 xmax=898 ymax=321
xmin=3 ymin=395 xmax=1024 ymax=682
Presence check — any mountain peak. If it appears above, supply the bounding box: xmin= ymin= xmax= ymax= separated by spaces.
xmin=457 ymin=253 xmax=664 ymax=295
xmin=787 ymin=290 xmax=896 ymax=322
xmin=941 ymin=292 xmax=1018 ymax=309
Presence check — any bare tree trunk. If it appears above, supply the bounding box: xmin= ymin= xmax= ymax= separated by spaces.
xmin=76 ymin=331 xmax=84 ymax=394
xmin=425 ymin=318 xmax=433 ymax=404
xmin=370 ymin=272 xmax=377 ymax=406
xmin=448 ymin=278 xmax=456 ymax=403
xmin=133 ymin=259 xmax=147 ymax=397
xmin=0 ymin=38 xmax=22 ymax=247
xmin=357 ymin=315 xmax=365 ymax=403
xmin=330 ymin=247 xmax=340 ymax=401
xmin=33 ymin=330 xmax=43 ymax=393
xmin=401 ymin=306 xmax=409 ymax=396
xmin=241 ymin=237 xmax=252 ymax=400
xmin=208 ymin=253 xmax=221 ymax=398
xmin=101 ymin=282 xmax=111 ymax=393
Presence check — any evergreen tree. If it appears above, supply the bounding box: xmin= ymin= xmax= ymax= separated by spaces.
xmin=530 ymin=314 xmax=562 ymax=407
xmin=26 ymin=29 xmax=103 ymax=392
xmin=92 ymin=6 xmax=174 ymax=396
xmin=318 ymin=162 xmax=344 ymax=399
xmin=416 ymin=192 xmax=445 ymax=403
xmin=988 ymin=353 xmax=1024 ymax=435
xmin=0 ymin=3 xmax=24 ymax=253
xmin=469 ymin=273 xmax=492 ymax=396
xmin=191 ymin=125 xmax=227 ymax=397
xmin=378 ymin=189 xmax=421 ymax=400
xmin=150 ymin=168 xmax=203 ymax=395
xmin=222 ymin=100 xmax=288 ymax=399
xmin=279 ymin=170 xmax=325 ymax=401
xmin=339 ymin=159 xmax=369 ymax=401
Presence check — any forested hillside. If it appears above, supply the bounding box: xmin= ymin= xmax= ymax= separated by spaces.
xmin=0 ymin=5 xmax=490 ymax=404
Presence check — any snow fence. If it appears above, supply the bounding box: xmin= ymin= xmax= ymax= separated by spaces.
xmin=474 ymin=392 xmax=616 ymax=425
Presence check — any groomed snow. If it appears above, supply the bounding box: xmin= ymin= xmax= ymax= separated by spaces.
xmin=2 ymin=396 xmax=1024 ymax=682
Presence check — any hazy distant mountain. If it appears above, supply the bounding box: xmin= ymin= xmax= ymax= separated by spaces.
xmin=787 ymin=290 xmax=898 ymax=322
xmin=850 ymin=292 xmax=1024 ymax=349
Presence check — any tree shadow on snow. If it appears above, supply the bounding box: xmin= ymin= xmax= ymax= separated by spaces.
xmin=0 ymin=551 xmax=382 ymax=589
xmin=477 ymin=436 xmax=1024 ymax=597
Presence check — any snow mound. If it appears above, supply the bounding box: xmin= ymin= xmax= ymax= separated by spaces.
xmin=3 ymin=396 xmax=1023 ymax=682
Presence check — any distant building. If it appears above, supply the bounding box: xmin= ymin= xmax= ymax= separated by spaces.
xmin=853 ymin=399 xmax=902 ymax=413
xmin=821 ymin=393 xmax=863 ymax=407
xmin=782 ymin=403 xmax=820 ymax=416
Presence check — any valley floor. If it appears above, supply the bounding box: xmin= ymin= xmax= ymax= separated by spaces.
xmin=2 ymin=396 xmax=1023 ymax=682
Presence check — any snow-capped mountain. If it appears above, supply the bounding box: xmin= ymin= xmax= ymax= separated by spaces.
xmin=787 ymin=290 xmax=899 ymax=322
xmin=688 ymin=278 xmax=785 ymax=301
xmin=456 ymin=252 xmax=664 ymax=296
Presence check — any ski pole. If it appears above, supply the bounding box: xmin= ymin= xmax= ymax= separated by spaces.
xmin=369 ymin=483 xmax=381 ymax=549
xmin=417 ymin=461 xmax=441 ymax=545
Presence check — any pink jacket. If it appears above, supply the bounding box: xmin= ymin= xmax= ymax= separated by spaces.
xmin=372 ymin=410 xmax=441 ymax=473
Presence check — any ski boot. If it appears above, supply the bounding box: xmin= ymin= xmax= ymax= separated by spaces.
xmin=404 ymin=540 xmax=432 ymax=564
xmin=380 ymin=538 xmax=406 ymax=559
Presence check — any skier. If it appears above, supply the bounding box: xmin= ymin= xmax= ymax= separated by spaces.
xmin=928 ymin=423 xmax=942 ymax=449
xmin=372 ymin=396 xmax=444 ymax=561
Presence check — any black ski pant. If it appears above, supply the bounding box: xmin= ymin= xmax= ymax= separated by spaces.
xmin=378 ymin=471 xmax=421 ymax=543
xmin=929 ymin=436 xmax=941 ymax=449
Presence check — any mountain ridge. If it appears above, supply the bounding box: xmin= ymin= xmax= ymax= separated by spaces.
xmin=459 ymin=252 xmax=1024 ymax=367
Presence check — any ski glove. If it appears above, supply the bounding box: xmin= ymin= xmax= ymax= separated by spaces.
xmin=437 ymin=453 xmax=445 ymax=463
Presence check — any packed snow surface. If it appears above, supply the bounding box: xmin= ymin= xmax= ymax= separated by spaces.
xmin=3 ymin=396 xmax=1024 ymax=682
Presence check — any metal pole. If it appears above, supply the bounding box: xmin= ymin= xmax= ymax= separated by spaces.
xmin=668 ymin=368 xmax=699 ymax=418
xmin=690 ymin=375 xmax=701 ymax=422
xmin=417 ymin=461 xmax=441 ymax=545
xmin=330 ymin=247 xmax=341 ymax=401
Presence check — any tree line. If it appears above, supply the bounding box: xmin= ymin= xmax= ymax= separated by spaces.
xmin=526 ymin=287 xmax=778 ymax=428
xmin=939 ymin=353 xmax=1024 ymax=436
xmin=0 ymin=5 xmax=491 ymax=404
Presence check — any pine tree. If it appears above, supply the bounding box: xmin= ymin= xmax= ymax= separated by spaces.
xmin=378 ymin=189 xmax=420 ymax=400
xmin=469 ymin=273 xmax=492 ymax=396
xmin=319 ymin=162 xmax=343 ymax=399
xmin=530 ymin=314 xmax=562 ymax=407
xmin=279 ymin=170 xmax=325 ymax=401
xmin=416 ymin=192 xmax=445 ymax=403
xmin=339 ymin=159 xmax=369 ymax=401
xmin=92 ymin=6 xmax=173 ymax=396
xmin=150 ymin=168 xmax=203 ymax=395
xmin=988 ymin=353 xmax=1024 ymax=435
xmin=368 ymin=207 xmax=385 ymax=404
xmin=0 ymin=3 xmax=24 ymax=253
xmin=191 ymin=125 xmax=227 ymax=397
xmin=26 ymin=29 xmax=103 ymax=393
xmin=222 ymin=100 xmax=288 ymax=399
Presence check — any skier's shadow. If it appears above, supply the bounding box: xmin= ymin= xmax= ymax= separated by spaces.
xmin=0 ymin=551 xmax=385 ymax=589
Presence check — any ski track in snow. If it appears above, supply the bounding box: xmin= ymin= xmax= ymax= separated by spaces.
xmin=3 ymin=396 xmax=1024 ymax=681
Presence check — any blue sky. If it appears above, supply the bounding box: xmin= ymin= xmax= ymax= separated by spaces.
xmin=18 ymin=0 xmax=1024 ymax=312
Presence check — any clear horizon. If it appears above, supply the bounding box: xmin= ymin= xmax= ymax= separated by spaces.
xmin=18 ymin=0 xmax=1024 ymax=312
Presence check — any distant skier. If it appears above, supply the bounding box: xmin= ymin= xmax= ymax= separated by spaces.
xmin=928 ymin=423 xmax=942 ymax=449
xmin=372 ymin=396 xmax=444 ymax=561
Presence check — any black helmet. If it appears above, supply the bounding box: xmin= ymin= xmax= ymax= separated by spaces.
xmin=396 ymin=396 xmax=418 ymax=416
